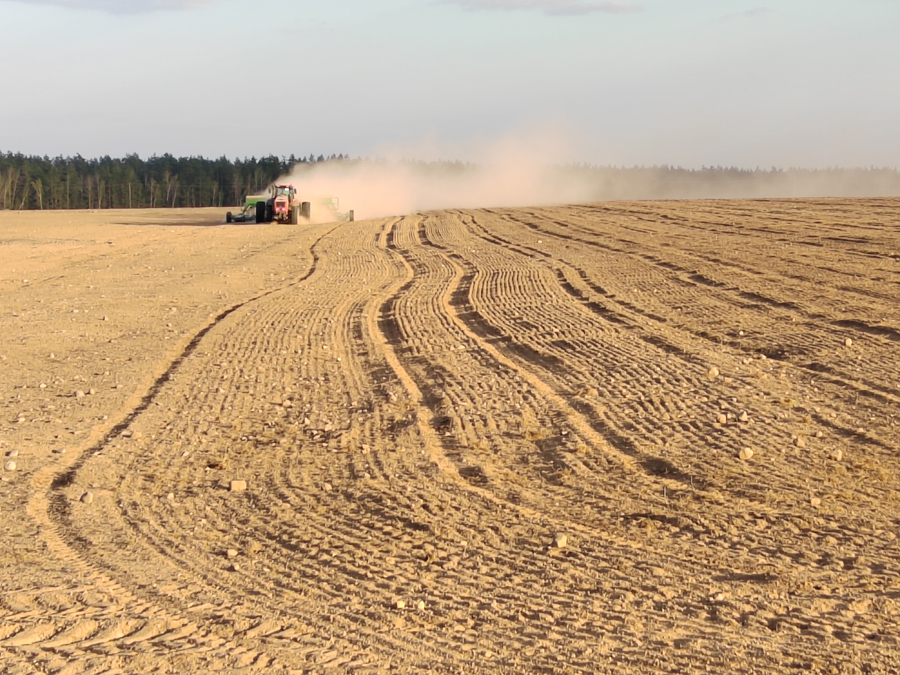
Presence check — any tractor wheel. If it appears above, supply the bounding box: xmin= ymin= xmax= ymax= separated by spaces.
xmin=291 ymin=205 xmax=300 ymax=224
xmin=348 ymin=210 xmax=354 ymax=222
xmin=265 ymin=202 xmax=274 ymax=223
xmin=226 ymin=211 xmax=233 ymax=223
xmin=255 ymin=201 xmax=266 ymax=223
xmin=301 ymin=202 xmax=311 ymax=220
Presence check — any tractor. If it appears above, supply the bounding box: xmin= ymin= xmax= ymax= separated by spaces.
xmin=225 ymin=184 xmax=308 ymax=224
xmin=225 ymin=185 xmax=354 ymax=224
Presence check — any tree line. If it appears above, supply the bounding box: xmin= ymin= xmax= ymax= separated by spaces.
xmin=0 ymin=152 xmax=349 ymax=210
xmin=2 ymin=151 xmax=898 ymax=210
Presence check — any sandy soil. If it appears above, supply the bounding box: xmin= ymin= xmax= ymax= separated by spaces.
xmin=1 ymin=200 xmax=899 ymax=674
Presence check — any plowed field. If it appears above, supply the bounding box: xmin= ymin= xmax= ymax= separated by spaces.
xmin=1 ymin=200 xmax=899 ymax=674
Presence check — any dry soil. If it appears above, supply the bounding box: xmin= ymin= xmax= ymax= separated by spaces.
xmin=1 ymin=200 xmax=899 ymax=674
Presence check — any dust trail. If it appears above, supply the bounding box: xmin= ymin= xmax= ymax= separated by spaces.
xmin=274 ymin=129 xmax=900 ymax=221
xmin=277 ymin=129 xmax=598 ymax=221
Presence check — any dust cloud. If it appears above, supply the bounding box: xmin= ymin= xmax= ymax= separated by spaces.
xmin=276 ymin=130 xmax=599 ymax=221
xmin=274 ymin=130 xmax=900 ymax=221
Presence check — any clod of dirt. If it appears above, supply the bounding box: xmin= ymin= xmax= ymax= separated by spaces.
xmin=707 ymin=367 xmax=720 ymax=380
xmin=739 ymin=448 xmax=754 ymax=461
xmin=230 ymin=480 xmax=248 ymax=492
xmin=4 ymin=461 xmax=16 ymax=471
xmin=396 ymin=599 xmax=407 ymax=609
xmin=7 ymin=449 xmax=18 ymax=458
xmin=416 ymin=600 xmax=426 ymax=611
xmin=795 ymin=437 xmax=807 ymax=448
xmin=738 ymin=411 xmax=749 ymax=423
xmin=716 ymin=414 xmax=727 ymax=425
xmin=74 ymin=390 xmax=85 ymax=399
xmin=553 ymin=533 xmax=568 ymax=549
xmin=80 ymin=491 xmax=94 ymax=504
xmin=226 ymin=549 xmax=239 ymax=559
xmin=282 ymin=399 xmax=293 ymax=408
xmin=832 ymin=448 xmax=844 ymax=462
xmin=231 ymin=563 xmax=241 ymax=572
xmin=810 ymin=497 xmax=822 ymax=507
xmin=844 ymin=338 xmax=853 ymax=348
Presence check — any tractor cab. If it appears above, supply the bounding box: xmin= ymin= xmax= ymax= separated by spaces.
xmin=271 ymin=184 xmax=295 ymax=199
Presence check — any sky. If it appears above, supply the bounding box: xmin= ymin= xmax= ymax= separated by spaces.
xmin=1 ymin=0 xmax=898 ymax=169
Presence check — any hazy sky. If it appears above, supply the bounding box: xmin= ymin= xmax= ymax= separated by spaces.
xmin=1 ymin=0 xmax=897 ymax=168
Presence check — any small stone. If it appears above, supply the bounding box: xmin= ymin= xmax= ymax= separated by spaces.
xmin=738 ymin=411 xmax=749 ymax=423
xmin=739 ymin=448 xmax=754 ymax=461
xmin=323 ymin=483 xmax=333 ymax=492
xmin=795 ymin=437 xmax=807 ymax=448
xmin=844 ymin=338 xmax=853 ymax=348
xmin=396 ymin=599 xmax=406 ymax=609
xmin=553 ymin=533 xmax=568 ymax=549
xmin=231 ymin=563 xmax=241 ymax=572
xmin=80 ymin=491 xmax=94 ymax=504
xmin=226 ymin=548 xmax=239 ymax=559
xmin=7 ymin=449 xmax=18 ymax=458
xmin=832 ymin=448 xmax=843 ymax=462
xmin=166 ymin=492 xmax=175 ymax=501
xmin=707 ymin=367 xmax=720 ymax=380
xmin=416 ymin=600 xmax=426 ymax=611
xmin=88 ymin=388 xmax=96 ymax=396
xmin=282 ymin=399 xmax=293 ymax=408
xmin=716 ymin=414 xmax=727 ymax=425
xmin=4 ymin=461 xmax=16 ymax=471
xmin=75 ymin=390 xmax=85 ymax=399
xmin=815 ymin=430 xmax=824 ymax=438
xmin=230 ymin=480 xmax=248 ymax=492
xmin=810 ymin=497 xmax=822 ymax=507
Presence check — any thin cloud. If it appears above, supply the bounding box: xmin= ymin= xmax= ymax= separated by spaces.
xmin=1 ymin=0 xmax=216 ymax=13
xmin=445 ymin=0 xmax=643 ymax=16
xmin=722 ymin=6 xmax=772 ymax=21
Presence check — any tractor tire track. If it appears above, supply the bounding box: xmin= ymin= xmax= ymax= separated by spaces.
xmin=3 ymin=201 xmax=899 ymax=674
